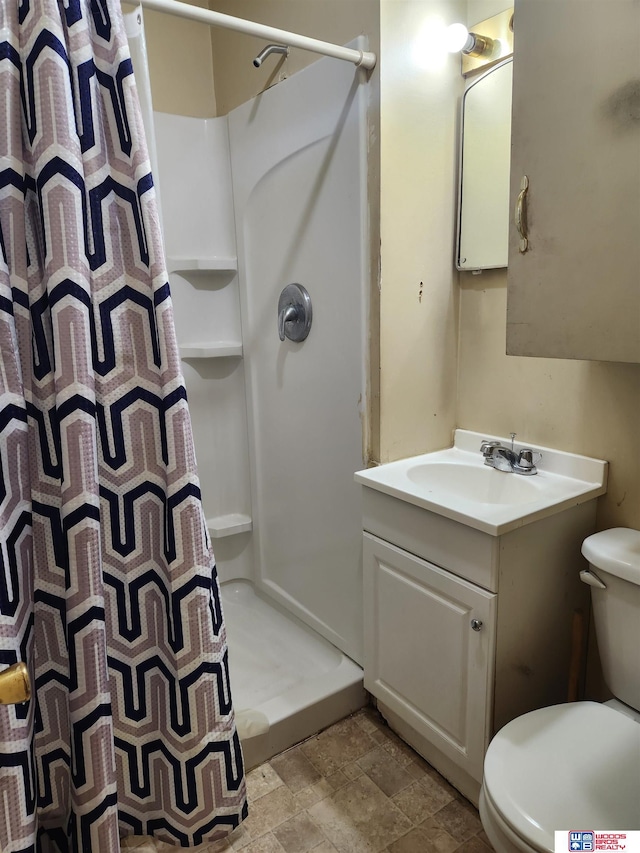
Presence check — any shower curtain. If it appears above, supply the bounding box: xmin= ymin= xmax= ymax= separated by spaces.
xmin=0 ymin=0 xmax=246 ymax=850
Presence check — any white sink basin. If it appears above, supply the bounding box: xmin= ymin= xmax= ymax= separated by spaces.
xmin=355 ymin=430 xmax=608 ymax=535
xmin=406 ymin=461 xmax=544 ymax=505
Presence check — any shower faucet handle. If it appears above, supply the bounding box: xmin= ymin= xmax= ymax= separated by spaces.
xmin=278 ymin=304 xmax=299 ymax=341
xmin=277 ymin=283 xmax=312 ymax=343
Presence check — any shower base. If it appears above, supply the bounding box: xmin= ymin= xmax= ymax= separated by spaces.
xmin=221 ymin=580 xmax=366 ymax=769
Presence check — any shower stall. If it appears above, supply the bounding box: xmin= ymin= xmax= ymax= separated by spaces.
xmin=135 ymin=24 xmax=372 ymax=768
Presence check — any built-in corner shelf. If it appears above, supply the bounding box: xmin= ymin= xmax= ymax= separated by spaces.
xmin=179 ymin=342 xmax=243 ymax=359
xmin=166 ymin=256 xmax=238 ymax=274
xmin=207 ymin=513 xmax=253 ymax=539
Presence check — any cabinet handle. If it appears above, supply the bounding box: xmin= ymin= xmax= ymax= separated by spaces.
xmin=470 ymin=619 xmax=483 ymax=632
xmin=515 ymin=175 xmax=529 ymax=253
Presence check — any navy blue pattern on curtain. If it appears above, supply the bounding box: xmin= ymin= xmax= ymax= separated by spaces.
xmin=0 ymin=0 xmax=247 ymax=849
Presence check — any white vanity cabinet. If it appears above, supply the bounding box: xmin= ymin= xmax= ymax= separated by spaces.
xmin=506 ymin=0 xmax=640 ymax=362
xmin=361 ymin=487 xmax=597 ymax=805
xmin=363 ymin=533 xmax=496 ymax=786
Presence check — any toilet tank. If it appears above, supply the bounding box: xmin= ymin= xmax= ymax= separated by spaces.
xmin=581 ymin=528 xmax=640 ymax=713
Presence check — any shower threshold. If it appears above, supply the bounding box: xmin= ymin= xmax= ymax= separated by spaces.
xmin=221 ymin=580 xmax=366 ymax=769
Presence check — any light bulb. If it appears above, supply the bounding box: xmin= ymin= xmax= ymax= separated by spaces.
xmin=445 ymin=23 xmax=471 ymax=53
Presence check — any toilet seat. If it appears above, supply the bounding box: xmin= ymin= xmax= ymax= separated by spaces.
xmin=483 ymin=702 xmax=640 ymax=853
xmin=480 ymin=785 xmax=547 ymax=853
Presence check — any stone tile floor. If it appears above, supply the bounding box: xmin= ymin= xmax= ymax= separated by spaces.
xmin=121 ymin=707 xmax=492 ymax=853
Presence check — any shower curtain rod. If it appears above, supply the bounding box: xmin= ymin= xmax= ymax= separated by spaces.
xmin=137 ymin=0 xmax=377 ymax=70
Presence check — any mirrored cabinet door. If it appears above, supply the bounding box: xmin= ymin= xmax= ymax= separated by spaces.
xmin=457 ymin=59 xmax=512 ymax=272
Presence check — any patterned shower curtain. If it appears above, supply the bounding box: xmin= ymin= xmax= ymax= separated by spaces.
xmin=0 ymin=0 xmax=247 ymax=849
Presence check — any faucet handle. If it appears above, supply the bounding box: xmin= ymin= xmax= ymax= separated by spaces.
xmin=480 ymin=440 xmax=501 ymax=457
xmin=515 ymin=448 xmax=542 ymax=474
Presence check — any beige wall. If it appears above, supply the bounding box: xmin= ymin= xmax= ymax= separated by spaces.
xmin=379 ymin=0 xmax=464 ymax=462
xmin=458 ymin=274 xmax=640 ymax=530
xmin=467 ymin=0 xmax=509 ymax=22
xmin=140 ymin=0 xmax=217 ymax=116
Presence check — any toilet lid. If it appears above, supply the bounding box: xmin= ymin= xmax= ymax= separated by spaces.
xmin=484 ymin=703 xmax=640 ymax=852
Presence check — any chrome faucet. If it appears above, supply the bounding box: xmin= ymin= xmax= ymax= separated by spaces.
xmin=480 ymin=434 xmax=541 ymax=475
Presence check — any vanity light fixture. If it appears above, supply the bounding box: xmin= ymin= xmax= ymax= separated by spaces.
xmin=447 ymin=9 xmax=514 ymax=77
xmin=445 ymin=22 xmax=498 ymax=58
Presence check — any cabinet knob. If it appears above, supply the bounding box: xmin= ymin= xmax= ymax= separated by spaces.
xmin=470 ymin=619 xmax=483 ymax=632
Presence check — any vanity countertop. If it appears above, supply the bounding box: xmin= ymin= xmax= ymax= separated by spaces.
xmin=355 ymin=430 xmax=608 ymax=536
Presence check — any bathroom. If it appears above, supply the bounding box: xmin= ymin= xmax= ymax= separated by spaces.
xmin=1 ymin=0 xmax=638 ymax=850
xmin=139 ymin=0 xmax=639 ymax=838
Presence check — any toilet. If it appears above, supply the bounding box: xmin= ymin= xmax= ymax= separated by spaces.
xmin=479 ymin=528 xmax=640 ymax=853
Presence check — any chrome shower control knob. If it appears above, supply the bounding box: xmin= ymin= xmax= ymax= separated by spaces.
xmin=277 ymin=283 xmax=312 ymax=342
xmin=470 ymin=619 xmax=483 ymax=632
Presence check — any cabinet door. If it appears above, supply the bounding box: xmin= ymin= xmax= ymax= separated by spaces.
xmin=507 ymin=0 xmax=640 ymax=362
xmin=363 ymin=533 xmax=496 ymax=783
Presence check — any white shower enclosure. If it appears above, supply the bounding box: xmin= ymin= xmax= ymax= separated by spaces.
xmin=153 ymin=43 xmax=370 ymax=767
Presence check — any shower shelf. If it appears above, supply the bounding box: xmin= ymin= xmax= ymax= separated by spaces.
xmin=179 ymin=342 xmax=243 ymax=359
xmin=207 ymin=513 xmax=253 ymax=539
xmin=166 ymin=256 xmax=237 ymax=273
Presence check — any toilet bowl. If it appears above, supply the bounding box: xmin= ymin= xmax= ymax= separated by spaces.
xmin=480 ymin=702 xmax=640 ymax=853
xmin=479 ymin=528 xmax=640 ymax=853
